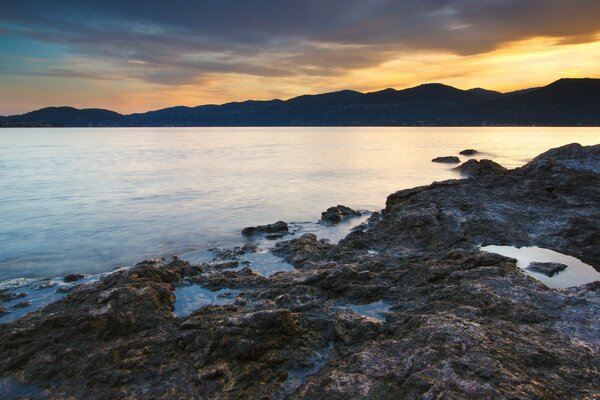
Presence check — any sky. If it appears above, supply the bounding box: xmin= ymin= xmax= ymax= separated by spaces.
xmin=1 ymin=0 xmax=599 ymax=115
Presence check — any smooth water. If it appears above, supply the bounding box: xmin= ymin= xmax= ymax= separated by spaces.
xmin=481 ymin=245 xmax=600 ymax=288
xmin=1 ymin=127 xmax=599 ymax=281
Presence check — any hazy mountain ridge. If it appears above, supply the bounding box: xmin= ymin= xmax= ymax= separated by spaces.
xmin=2 ymin=78 xmax=599 ymax=127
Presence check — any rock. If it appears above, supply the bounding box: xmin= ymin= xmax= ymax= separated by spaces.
xmin=64 ymin=273 xmax=85 ymax=283
xmin=527 ymin=262 xmax=568 ymax=277
xmin=0 ymin=291 xmax=27 ymax=303
xmin=432 ymin=156 xmax=461 ymax=163
xmin=241 ymin=221 xmax=288 ymax=236
xmin=321 ymin=205 xmax=361 ymax=224
xmin=11 ymin=301 xmax=32 ymax=309
xmin=0 ymin=306 xmax=7 ymax=316
xmin=454 ymin=159 xmax=508 ymax=177
xmin=459 ymin=149 xmax=478 ymax=156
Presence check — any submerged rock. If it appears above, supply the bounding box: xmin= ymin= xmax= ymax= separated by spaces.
xmin=431 ymin=156 xmax=461 ymax=163
xmin=64 ymin=273 xmax=85 ymax=283
xmin=527 ymin=262 xmax=568 ymax=277
xmin=242 ymin=221 xmax=289 ymax=236
xmin=321 ymin=205 xmax=361 ymax=224
xmin=11 ymin=301 xmax=31 ymax=309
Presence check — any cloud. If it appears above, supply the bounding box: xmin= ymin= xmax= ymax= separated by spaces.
xmin=0 ymin=0 xmax=599 ymax=88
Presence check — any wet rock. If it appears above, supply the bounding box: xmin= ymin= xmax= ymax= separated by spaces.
xmin=64 ymin=273 xmax=85 ymax=283
xmin=454 ymin=159 xmax=508 ymax=177
xmin=432 ymin=156 xmax=461 ymax=163
xmin=241 ymin=221 xmax=289 ymax=236
xmin=0 ymin=306 xmax=7 ymax=316
xmin=0 ymin=291 xmax=27 ymax=303
xmin=527 ymin=262 xmax=568 ymax=277
xmin=459 ymin=149 xmax=478 ymax=156
xmin=321 ymin=205 xmax=361 ymax=224
xmin=35 ymin=280 xmax=58 ymax=290
xmin=273 ymin=233 xmax=333 ymax=266
xmin=11 ymin=301 xmax=32 ymax=309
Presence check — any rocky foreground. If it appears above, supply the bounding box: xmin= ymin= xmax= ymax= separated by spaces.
xmin=1 ymin=143 xmax=599 ymax=399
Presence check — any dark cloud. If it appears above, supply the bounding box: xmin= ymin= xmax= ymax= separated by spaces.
xmin=1 ymin=0 xmax=599 ymax=85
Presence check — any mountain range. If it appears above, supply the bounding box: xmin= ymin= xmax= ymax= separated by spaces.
xmin=1 ymin=78 xmax=599 ymax=127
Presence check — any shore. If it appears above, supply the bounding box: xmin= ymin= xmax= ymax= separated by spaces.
xmin=1 ymin=143 xmax=599 ymax=399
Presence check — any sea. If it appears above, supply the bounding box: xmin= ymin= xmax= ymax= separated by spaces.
xmin=1 ymin=127 xmax=599 ymax=283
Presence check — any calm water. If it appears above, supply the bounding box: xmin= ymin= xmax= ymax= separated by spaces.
xmin=1 ymin=127 xmax=599 ymax=281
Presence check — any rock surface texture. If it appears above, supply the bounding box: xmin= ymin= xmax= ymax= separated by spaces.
xmin=0 ymin=143 xmax=599 ymax=399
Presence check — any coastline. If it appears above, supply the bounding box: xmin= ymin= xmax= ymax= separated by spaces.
xmin=1 ymin=143 xmax=599 ymax=398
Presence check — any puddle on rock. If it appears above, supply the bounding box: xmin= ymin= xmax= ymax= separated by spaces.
xmin=0 ymin=269 xmax=126 ymax=324
xmin=0 ymin=376 xmax=46 ymax=398
xmin=481 ymin=245 xmax=600 ymax=288
xmin=239 ymin=251 xmax=294 ymax=277
xmin=274 ymin=343 xmax=333 ymax=400
xmin=173 ymin=285 xmax=240 ymax=317
xmin=338 ymin=300 xmax=392 ymax=321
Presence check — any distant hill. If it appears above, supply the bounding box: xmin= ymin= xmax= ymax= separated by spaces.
xmin=3 ymin=78 xmax=600 ymax=127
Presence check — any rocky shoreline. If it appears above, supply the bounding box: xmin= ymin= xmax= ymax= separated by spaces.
xmin=1 ymin=143 xmax=599 ymax=399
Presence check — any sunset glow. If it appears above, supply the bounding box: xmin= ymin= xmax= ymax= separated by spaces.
xmin=1 ymin=1 xmax=599 ymax=115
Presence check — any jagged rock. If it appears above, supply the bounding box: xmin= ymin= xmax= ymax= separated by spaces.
xmin=459 ymin=149 xmax=478 ymax=155
xmin=241 ymin=221 xmax=288 ymax=236
xmin=64 ymin=273 xmax=85 ymax=283
xmin=321 ymin=205 xmax=361 ymax=223
xmin=527 ymin=262 xmax=567 ymax=277
xmin=432 ymin=156 xmax=461 ymax=163
xmin=273 ymin=233 xmax=333 ymax=266
xmin=454 ymin=159 xmax=508 ymax=177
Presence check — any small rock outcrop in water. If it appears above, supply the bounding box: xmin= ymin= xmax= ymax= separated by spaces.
xmin=431 ymin=156 xmax=460 ymax=163
xmin=454 ymin=159 xmax=508 ymax=177
xmin=459 ymin=149 xmax=478 ymax=155
xmin=64 ymin=273 xmax=84 ymax=283
xmin=527 ymin=262 xmax=568 ymax=277
xmin=0 ymin=143 xmax=599 ymax=399
xmin=241 ymin=221 xmax=288 ymax=236
xmin=0 ymin=306 xmax=7 ymax=316
xmin=321 ymin=205 xmax=361 ymax=223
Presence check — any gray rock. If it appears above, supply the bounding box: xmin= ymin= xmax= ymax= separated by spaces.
xmin=527 ymin=262 xmax=568 ymax=277
xmin=241 ymin=221 xmax=288 ymax=236
xmin=432 ymin=156 xmax=461 ymax=163
xmin=454 ymin=159 xmax=508 ymax=177
xmin=321 ymin=205 xmax=361 ymax=224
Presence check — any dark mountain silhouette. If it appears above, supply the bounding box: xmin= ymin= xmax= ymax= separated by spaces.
xmin=2 ymin=78 xmax=599 ymax=127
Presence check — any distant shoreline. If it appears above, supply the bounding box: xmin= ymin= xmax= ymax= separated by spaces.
xmin=2 ymin=78 xmax=599 ymax=127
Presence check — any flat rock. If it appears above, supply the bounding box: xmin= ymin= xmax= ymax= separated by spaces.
xmin=432 ymin=156 xmax=461 ymax=163
xmin=242 ymin=221 xmax=288 ymax=236
xmin=527 ymin=262 xmax=568 ymax=277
